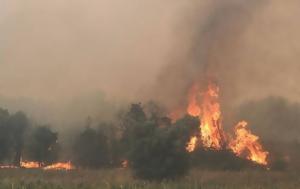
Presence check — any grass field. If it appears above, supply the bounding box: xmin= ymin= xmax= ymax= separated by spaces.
xmin=0 ymin=169 xmax=298 ymax=189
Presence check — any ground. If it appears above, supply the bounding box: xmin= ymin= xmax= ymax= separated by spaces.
xmin=0 ymin=169 xmax=299 ymax=189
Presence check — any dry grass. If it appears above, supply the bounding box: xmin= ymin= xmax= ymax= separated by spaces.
xmin=0 ymin=169 xmax=298 ymax=189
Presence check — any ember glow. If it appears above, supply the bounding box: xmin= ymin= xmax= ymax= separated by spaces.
xmin=184 ymin=82 xmax=269 ymax=165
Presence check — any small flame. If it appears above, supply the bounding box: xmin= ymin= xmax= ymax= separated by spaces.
xmin=0 ymin=160 xmax=75 ymax=170
xmin=20 ymin=161 xmax=41 ymax=169
xmin=186 ymin=136 xmax=198 ymax=152
xmin=229 ymin=121 xmax=269 ymax=165
xmin=43 ymin=161 xmax=74 ymax=170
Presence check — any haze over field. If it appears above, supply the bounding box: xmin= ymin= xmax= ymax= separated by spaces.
xmin=1 ymin=0 xmax=300 ymax=134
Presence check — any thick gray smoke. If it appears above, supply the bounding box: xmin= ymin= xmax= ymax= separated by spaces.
xmin=150 ymin=0 xmax=300 ymax=142
xmin=1 ymin=0 xmax=300 ymax=135
xmin=0 ymin=0 xmax=186 ymax=126
xmin=154 ymin=0 xmax=300 ymax=105
xmin=152 ymin=0 xmax=268 ymax=109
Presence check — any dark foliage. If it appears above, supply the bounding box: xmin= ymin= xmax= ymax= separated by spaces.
xmin=72 ymin=126 xmax=109 ymax=168
xmin=190 ymin=148 xmax=259 ymax=171
xmin=122 ymin=103 xmax=199 ymax=180
xmin=0 ymin=109 xmax=29 ymax=165
xmin=8 ymin=111 xmax=30 ymax=166
xmin=26 ymin=126 xmax=60 ymax=164
xmin=119 ymin=103 xmax=148 ymax=160
xmin=0 ymin=108 xmax=11 ymax=162
xmin=271 ymin=158 xmax=288 ymax=171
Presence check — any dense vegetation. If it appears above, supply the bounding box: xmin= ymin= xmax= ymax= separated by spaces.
xmin=0 ymin=102 xmax=297 ymax=180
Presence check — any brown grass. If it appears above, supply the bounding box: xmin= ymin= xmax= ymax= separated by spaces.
xmin=0 ymin=168 xmax=298 ymax=189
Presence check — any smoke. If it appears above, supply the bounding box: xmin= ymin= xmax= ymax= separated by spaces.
xmin=1 ymin=0 xmax=300 ymax=170
xmin=152 ymin=0 xmax=267 ymax=108
xmin=236 ymin=96 xmax=300 ymax=142
xmin=152 ymin=0 xmax=300 ymax=123
xmin=1 ymin=0 xmax=300 ymax=131
xmin=0 ymin=0 xmax=186 ymax=125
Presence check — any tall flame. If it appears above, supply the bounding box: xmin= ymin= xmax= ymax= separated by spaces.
xmin=185 ymin=82 xmax=269 ymax=165
xmin=186 ymin=83 xmax=225 ymax=150
xmin=229 ymin=121 xmax=269 ymax=165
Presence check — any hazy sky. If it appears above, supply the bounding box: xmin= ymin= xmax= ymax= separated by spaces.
xmin=1 ymin=0 xmax=300 ymax=125
xmin=0 ymin=0 xmax=186 ymax=102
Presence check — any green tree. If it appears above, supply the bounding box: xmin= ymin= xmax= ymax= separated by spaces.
xmin=190 ymin=149 xmax=257 ymax=171
xmin=130 ymin=116 xmax=199 ymax=180
xmin=73 ymin=126 xmax=109 ymax=168
xmin=119 ymin=103 xmax=147 ymax=160
xmin=8 ymin=111 xmax=29 ymax=166
xmin=0 ymin=108 xmax=11 ymax=162
xmin=122 ymin=103 xmax=199 ymax=180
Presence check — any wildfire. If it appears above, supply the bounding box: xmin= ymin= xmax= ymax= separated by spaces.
xmin=186 ymin=136 xmax=198 ymax=152
xmin=21 ymin=160 xmax=41 ymax=168
xmin=184 ymin=82 xmax=269 ymax=165
xmin=229 ymin=121 xmax=269 ymax=165
xmin=43 ymin=161 xmax=74 ymax=170
xmin=186 ymin=83 xmax=225 ymax=150
xmin=0 ymin=160 xmax=74 ymax=170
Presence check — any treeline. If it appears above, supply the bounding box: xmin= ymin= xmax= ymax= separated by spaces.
xmin=0 ymin=108 xmax=59 ymax=166
xmin=0 ymin=103 xmax=293 ymax=180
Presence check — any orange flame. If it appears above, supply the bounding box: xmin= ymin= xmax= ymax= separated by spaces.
xmin=0 ymin=160 xmax=75 ymax=170
xmin=43 ymin=161 xmax=74 ymax=170
xmin=20 ymin=161 xmax=41 ymax=168
xmin=186 ymin=83 xmax=225 ymax=150
xmin=229 ymin=121 xmax=269 ymax=165
xmin=184 ymin=82 xmax=269 ymax=165
xmin=186 ymin=136 xmax=198 ymax=152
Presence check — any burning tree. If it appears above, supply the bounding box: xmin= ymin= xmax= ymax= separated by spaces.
xmin=175 ymin=82 xmax=269 ymax=166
